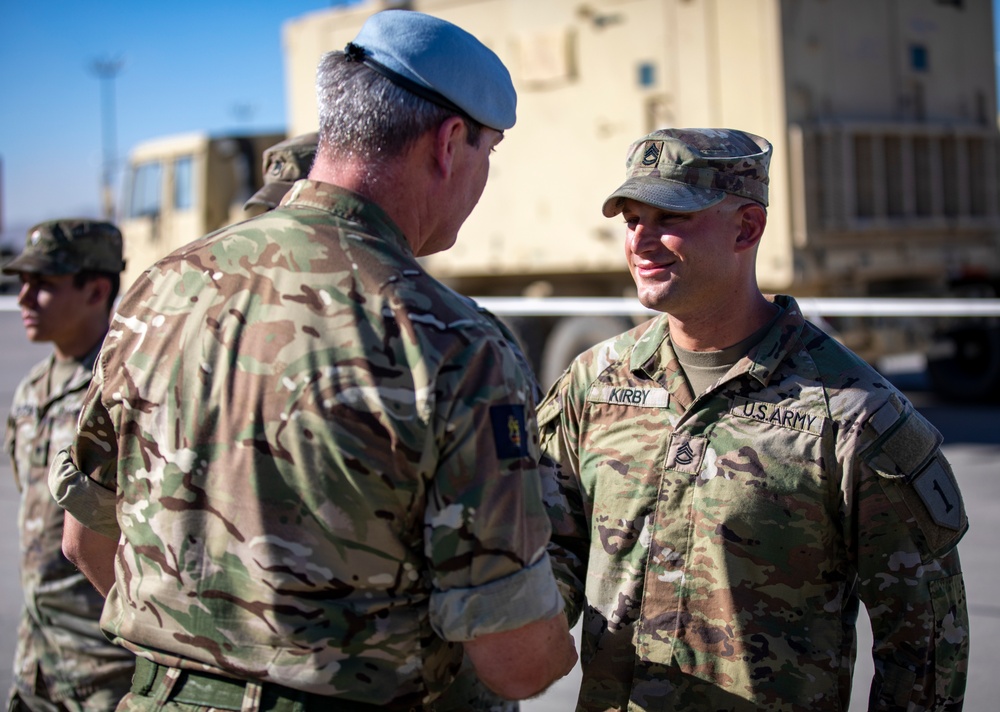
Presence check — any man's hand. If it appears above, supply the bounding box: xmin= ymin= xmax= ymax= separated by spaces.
xmin=62 ymin=512 xmax=118 ymax=597
xmin=464 ymin=611 xmax=578 ymax=700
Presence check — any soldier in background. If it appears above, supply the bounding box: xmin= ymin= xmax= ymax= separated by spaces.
xmin=246 ymin=130 xmax=519 ymax=712
xmin=539 ymin=128 xmax=969 ymax=710
xmin=50 ymin=9 xmax=576 ymax=711
xmin=242 ymin=132 xmax=319 ymax=215
xmin=3 ymin=220 xmax=134 ymax=711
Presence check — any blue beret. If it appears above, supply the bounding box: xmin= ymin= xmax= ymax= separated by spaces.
xmin=346 ymin=10 xmax=516 ymax=131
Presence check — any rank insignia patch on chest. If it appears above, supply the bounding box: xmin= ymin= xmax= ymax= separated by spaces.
xmin=490 ymin=404 xmax=529 ymax=459
xmin=665 ymin=435 xmax=708 ymax=474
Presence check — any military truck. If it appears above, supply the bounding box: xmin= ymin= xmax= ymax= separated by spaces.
xmin=0 ymin=245 xmax=17 ymax=295
xmin=118 ymin=0 xmax=1000 ymax=399
xmin=276 ymin=0 xmax=1000 ymax=398
xmin=118 ymin=131 xmax=283 ymax=289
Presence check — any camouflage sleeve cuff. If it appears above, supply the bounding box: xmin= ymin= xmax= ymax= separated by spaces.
xmin=48 ymin=447 xmax=120 ymax=538
xmin=429 ymin=552 xmax=564 ymax=642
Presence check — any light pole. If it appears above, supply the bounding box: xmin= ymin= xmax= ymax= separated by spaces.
xmin=91 ymin=56 xmax=124 ymax=220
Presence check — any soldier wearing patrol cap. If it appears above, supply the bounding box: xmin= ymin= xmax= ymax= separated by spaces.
xmin=3 ymin=219 xmax=134 ymax=711
xmin=243 ymin=132 xmax=319 ymax=215
xmin=50 ymin=9 xmax=576 ymax=712
xmin=539 ymin=128 xmax=970 ymax=711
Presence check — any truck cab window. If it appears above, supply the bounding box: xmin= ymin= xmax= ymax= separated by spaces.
xmin=174 ymin=156 xmax=194 ymax=211
xmin=127 ymin=162 xmax=162 ymax=218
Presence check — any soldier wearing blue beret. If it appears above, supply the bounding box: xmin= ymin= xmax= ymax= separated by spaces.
xmin=51 ymin=9 xmax=576 ymax=712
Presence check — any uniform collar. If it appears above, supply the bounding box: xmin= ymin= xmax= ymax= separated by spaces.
xmin=629 ymin=295 xmax=807 ymax=388
xmin=745 ymin=295 xmax=807 ymax=386
xmin=278 ymin=179 xmax=413 ymax=258
xmin=629 ymin=314 xmax=673 ymax=381
xmin=24 ymin=340 xmax=103 ymax=403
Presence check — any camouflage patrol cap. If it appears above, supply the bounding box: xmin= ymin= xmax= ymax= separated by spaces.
xmin=2 ymin=219 xmax=126 ymax=275
xmin=244 ymin=132 xmax=319 ymax=211
xmin=602 ymin=128 xmax=772 ymax=217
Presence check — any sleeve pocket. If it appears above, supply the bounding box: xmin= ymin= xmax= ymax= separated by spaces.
xmin=929 ymin=574 xmax=970 ymax=704
xmin=863 ymin=400 xmax=968 ymax=561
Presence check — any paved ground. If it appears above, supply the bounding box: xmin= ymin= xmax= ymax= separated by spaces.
xmin=0 ymin=308 xmax=995 ymax=710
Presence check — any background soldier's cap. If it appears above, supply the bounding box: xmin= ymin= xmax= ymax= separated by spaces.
xmin=244 ymin=132 xmax=319 ymax=211
xmin=602 ymin=128 xmax=772 ymax=217
xmin=343 ymin=9 xmax=516 ymax=131
xmin=2 ymin=219 xmax=126 ymax=275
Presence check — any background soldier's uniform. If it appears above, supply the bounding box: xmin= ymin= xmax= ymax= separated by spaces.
xmin=51 ymin=180 xmax=562 ymax=710
xmin=243 ymin=132 xmax=318 ymax=213
xmin=5 ymin=347 xmax=135 ymax=712
xmin=540 ymin=295 xmax=969 ymax=711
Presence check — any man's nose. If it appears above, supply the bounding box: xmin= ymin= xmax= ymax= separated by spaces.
xmin=628 ymin=222 xmax=657 ymax=253
xmin=17 ymin=281 xmax=36 ymax=307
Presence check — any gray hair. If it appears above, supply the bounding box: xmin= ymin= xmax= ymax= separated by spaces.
xmin=315 ymin=51 xmax=483 ymax=175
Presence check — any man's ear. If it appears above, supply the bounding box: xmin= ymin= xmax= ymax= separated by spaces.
xmin=431 ymin=116 xmax=468 ymax=178
xmin=84 ymin=276 xmax=112 ymax=307
xmin=734 ymin=202 xmax=767 ymax=252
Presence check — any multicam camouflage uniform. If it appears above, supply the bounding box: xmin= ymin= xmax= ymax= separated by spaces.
xmin=5 ymin=347 xmax=134 ymax=711
xmin=539 ymin=295 xmax=969 ymax=712
xmin=246 ymin=131 xmax=517 ymax=712
xmin=50 ymin=180 xmax=562 ymax=708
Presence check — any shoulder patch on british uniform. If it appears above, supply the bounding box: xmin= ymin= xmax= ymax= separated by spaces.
xmin=490 ymin=404 xmax=529 ymax=459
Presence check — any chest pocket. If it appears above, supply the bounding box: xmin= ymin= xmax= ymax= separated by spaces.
xmin=686 ymin=397 xmax=830 ymax=498
xmin=31 ymin=402 xmax=82 ymax=469
xmin=575 ymin=392 xmax=673 ymax=570
xmin=670 ymin=399 xmax=834 ymax=582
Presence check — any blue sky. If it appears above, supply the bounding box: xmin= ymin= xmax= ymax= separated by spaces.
xmin=0 ymin=0 xmax=355 ymax=246
xmin=1 ymin=0 xmax=999 ymax=247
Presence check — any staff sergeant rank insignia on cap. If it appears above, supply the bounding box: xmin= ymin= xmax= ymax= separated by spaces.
xmin=642 ymin=143 xmax=661 ymax=166
xmin=490 ymin=404 xmax=529 ymax=459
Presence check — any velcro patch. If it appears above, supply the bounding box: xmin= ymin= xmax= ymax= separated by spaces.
xmin=864 ymin=404 xmax=967 ymax=559
xmin=490 ymin=404 xmax=529 ymax=459
xmin=587 ymin=385 xmax=669 ymax=408
xmin=865 ymin=398 xmax=941 ymax=478
xmin=665 ymin=435 xmax=707 ymax=474
xmin=730 ymin=396 xmax=825 ymax=435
